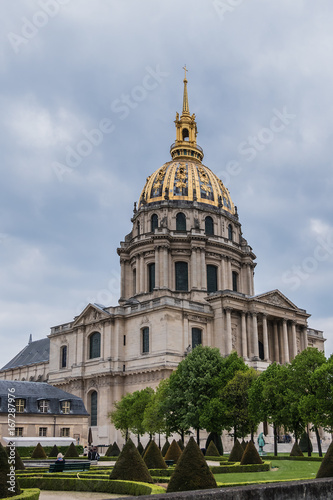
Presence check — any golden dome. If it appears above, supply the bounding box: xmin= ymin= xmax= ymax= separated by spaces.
xmin=138 ymin=160 xmax=235 ymax=214
xmin=138 ymin=69 xmax=235 ymax=215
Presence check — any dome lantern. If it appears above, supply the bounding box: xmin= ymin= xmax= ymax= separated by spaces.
xmin=170 ymin=66 xmax=204 ymax=162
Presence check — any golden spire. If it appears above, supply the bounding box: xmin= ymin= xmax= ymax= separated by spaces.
xmin=170 ymin=67 xmax=204 ymax=162
xmin=182 ymin=65 xmax=190 ymax=115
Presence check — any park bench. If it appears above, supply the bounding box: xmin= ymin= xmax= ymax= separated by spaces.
xmin=48 ymin=461 xmax=91 ymax=473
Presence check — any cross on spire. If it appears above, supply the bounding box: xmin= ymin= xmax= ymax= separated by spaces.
xmin=183 ymin=64 xmax=188 ymax=80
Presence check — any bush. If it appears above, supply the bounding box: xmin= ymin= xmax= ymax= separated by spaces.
xmin=241 ymin=440 xmax=247 ymax=451
xmin=228 ymin=439 xmax=244 ymax=462
xmin=7 ymin=488 xmax=40 ymax=500
xmin=316 ymin=440 xmax=333 ymax=478
xmin=109 ymin=438 xmax=153 ymax=483
xmin=164 ymin=439 xmax=182 ymax=464
xmin=290 ymin=442 xmax=304 ymax=457
xmin=240 ymin=440 xmax=263 ymax=465
xmin=0 ymin=442 xmax=21 ymax=497
xmin=137 ymin=442 xmax=144 ymax=456
xmin=210 ymin=461 xmax=270 ymax=474
xmin=30 ymin=444 xmax=47 ymax=460
xmin=47 ymin=445 xmax=59 ymax=458
xmin=105 ymin=442 xmax=120 ymax=457
xmin=205 ymin=432 xmax=223 ymax=456
xmin=299 ymin=432 xmax=313 ymax=453
xmin=143 ymin=440 xmax=167 ymax=469
xmin=6 ymin=445 xmax=25 ymax=471
xmin=161 ymin=439 xmax=170 ymax=457
xmin=64 ymin=442 xmax=79 ymax=458
xmin=167 ymin=437 xmax=217 ymax=493
xmin=206 ymin=440 xmax=220 ymax=457
xmin=16 ymin=445 xmax=82 ymax=458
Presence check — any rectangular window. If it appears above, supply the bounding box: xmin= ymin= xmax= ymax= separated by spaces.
xmin=39 ymin=427 xmax=47 ymax=437
xmin=207 ymin=265 xmax=218 ymax=293
xmin=232 ymin=271 xmax=238 ymax=292
xmin=142 ymin=327 xmax=149 ymax=354
xmin=148 ymin=263 xmax=155 ymax=292
xmin=123 ymin=335 xmax=126 ymax=346
xmin=38 ymin=400 xmax=49 ymax=413
xmin=61 ymin=345 xmax=67 ymax=368
xmin=175 ymin=262 xmax=188 ymax=291
xmin=60 ymin=428 xmax=70 ymax=437
xmin=15 ymin=427 xmax=23 ymax=437
xmin=61 ymin=401 xmax=71 ymax=414
xmin=15 ymin=399 xmax=25 ymax=413
xmin=133 ymin=269 xmax=136 ymax=294
xmin=192 ymin=328 xmax=202 ymax=349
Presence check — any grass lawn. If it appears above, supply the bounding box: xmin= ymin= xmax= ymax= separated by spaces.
xmin=214 ymin=460 xmax=321 ymax=485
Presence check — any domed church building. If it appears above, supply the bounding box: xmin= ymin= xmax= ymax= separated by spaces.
xmin=0 ymin=72 xmax=325 ymax=446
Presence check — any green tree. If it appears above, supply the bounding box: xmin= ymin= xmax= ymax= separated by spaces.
xmin=249 ymin=362 xmax=289 ymax=456
xmin=142 ymin=379 xmax=168 ymax=443
xmin=289 ymin=347 xmax=326 ymax=456
xmin=128 ymin=387 xmax=154 ymax=443
xmin=109 ymin=392 xmax=134 ymax=441
xmin=219 ymin=368 xmax=260 ymax=442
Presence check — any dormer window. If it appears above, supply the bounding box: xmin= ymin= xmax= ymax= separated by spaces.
xmin=38 ymin=400 xmax=49 ymax=413
xmin=61 ymin=401 xmax=71 ymax=414
xmin=15 ymin=399 xmax=26 ymax=413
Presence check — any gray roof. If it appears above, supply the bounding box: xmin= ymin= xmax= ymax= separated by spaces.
xmin=1 ymin=337 xmax=50 ymax=371
xmin=0 ymin=380 xmax=88 ymax=415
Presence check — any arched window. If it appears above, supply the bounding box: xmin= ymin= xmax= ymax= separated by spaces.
xmin=89 ymin=332 xmax=101 ymax=359
xmin=232 ymin=271 xmax=238 ymax=292
xmin=148 ymin=263 xmax=155 ymax=292
xmin=205 ymin=216 xmax=214 ymax=235
xmin=207 ymin=265 xmax=218 ymax=293
xmin=60 ymin=345 xmax=67 ymax=368
xmin=151 ymin=214 xmax=158 ymax=232
xmin=182 ymin=128 xmax=189 ymax=141
xmin=175 ymin=261 xmax=188 ymax=291
xmin=192 ymin=328 xmax=202 ymax=349
xmin=137 ymin=221 xmax=140 ymax=236
xmin=228 ymin=224 xmax=233 ymax=241
xmin=258 ymin=341 xmax=264 ymax=361
xmin=176 ymin=212 xmax=186 ymax=232
xmin=142 ymin=327 xmax=149 ymax=353
xmin=90 ymin=391 xmax=98 ymax=426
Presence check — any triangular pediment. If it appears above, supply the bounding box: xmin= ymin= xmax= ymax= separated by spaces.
xmin=254 ymin=290 xmax=299 ymax=310
xmin=73 ymin=303 xmax=110 ymax=326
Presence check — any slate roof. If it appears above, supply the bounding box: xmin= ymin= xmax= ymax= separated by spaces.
xmin=0 ymin=380 xmax=88 ymax=415
xmin=1 ymin=338 xmax=50 ymax=371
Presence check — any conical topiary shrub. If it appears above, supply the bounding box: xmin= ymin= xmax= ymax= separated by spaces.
xmin=104 ymin=444 xmax=113 ymax=456
xmin=241 ymin=440 xmax=247 ymax=451
xmin=240 ymin=440 xmax=263 ymax=465
xmin=64 ymin=442 xmax=79 ymax=458
xmin=31 ymin=442 xmax=47 ymax=459
xmin=164 ymin=439 xmax=182 ymax=464
xmin=228 ymin=439 xmax=244 ymax=462
xmin=48 ymin=445 xmax=59 ymax=458
xmin=167 ymin=437 xmax=217 ymax=493
xmin=143 ymin=439 xmax=152 ymax=456
xmin=143 ymin=440 xmax=167 ymax=469
xmin=6 ymin=445 xmax=25 ymax=471
xmin=205 ymin=432 xmax=223 ymax=456
xmin=177 ymin=439 xmax=184 ymax=451
xmin=137 ymin=442 xmax=144 ymax=456
xmin=299 ymin=432 xmax=313 ymax=453
xmin=108 ymin=442 xmax=121 ymax=456
xmin=316 ymin=441 xmax=333 ymax=478
xmin=161 ymin=439 xmax=170 ymax=457
xmin=0 ymin=443 xmax=21 ymax=498
xmin=290 ymin=442 xmax=304 ymax=457
xmin=206 ymin=440 xmax=220 ymax=457
xmin=109 ymin=438 xmax=153 ymax=483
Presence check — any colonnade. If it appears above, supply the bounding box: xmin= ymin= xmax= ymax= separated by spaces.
xmin=223 ymin=309 xmax=308 ymax=364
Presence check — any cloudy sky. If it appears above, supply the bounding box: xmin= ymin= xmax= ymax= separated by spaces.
xmin=1 ymin=0 xmax=332 ymax=369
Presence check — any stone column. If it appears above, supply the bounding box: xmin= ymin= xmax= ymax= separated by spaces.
xmin=140 ymin=253 xmax=145 ymax=293
xmin=163 ymin=246 xmax=169 ymax=288
xmin=154 ymin=246 xmax=159 ymax=288
xmin=201 ymin=249 xmax=206 ymax=290
xmin=252 ymin=313 xmax=259 ymax=360
xmin=302 ymin=326 xmax=308 ymax=350
xmin=291 ymin=321 xmax=297 ymax=360
xmin=273 ymin=321 xmax=280 ymax=363
xmin=191 ymin=247 xmax=197 ymax=289
xmin=227 ymin=258 xmax=232 ymax=289
xmin=262 ymin=314 xmax=270 ymax=362
xmin=120 ymin=259 xmax=125 ymax=299
xmin=247 ymin=264 xmax=252 ymax=295
xmin=221 ymin=257 xmax=226 ymax=290
xmin=282 ymin=319 xmax=290 ymax=364
xmin=241 ymin=312 xmax=248 ymax=359
xmin=136 ymin=254 xmax=141 ymax=293
xmin=225 ymin=308 xmax=232 ymax=355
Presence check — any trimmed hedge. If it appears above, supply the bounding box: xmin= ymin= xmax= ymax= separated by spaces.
xmin=265 ymin=455 xmax=323 ymax=461
xmin=16 ymin=446 xmax=83 ymax=457
xmin=210 ymin=461 xmax=271 ymax=474
xmin=18 ymin=477 xmax=165 ymax=496
xmin=5 ymin=489 xmax=40 ymax=500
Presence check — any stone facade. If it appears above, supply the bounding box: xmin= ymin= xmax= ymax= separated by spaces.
xmin=0 ymin=75 xmax=325 ymax=448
